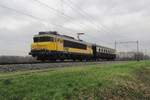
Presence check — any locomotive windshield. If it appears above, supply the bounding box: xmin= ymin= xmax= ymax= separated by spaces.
xmin=34 ymin=36 xmax=54 ymax=42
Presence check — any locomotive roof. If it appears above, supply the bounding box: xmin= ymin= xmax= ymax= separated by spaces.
xmin=34 ymin=33 xmax=92 ymax=46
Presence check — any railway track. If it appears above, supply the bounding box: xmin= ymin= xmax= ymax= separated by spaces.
xmin=0 ymin=61 xmax=126 ymax=72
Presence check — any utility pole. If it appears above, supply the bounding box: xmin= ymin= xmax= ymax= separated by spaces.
xmin=137 ymin=40 xmax=139 ymax=61
xmin=145 ymin=49 xmax=147 ymax=56
xmin=115 ymin=41 xmax=117 ymax=51
xmin=77 ymin=33 xmax=84 ymax=40
xmin=115 ymin=40 xmax=140 ymax=61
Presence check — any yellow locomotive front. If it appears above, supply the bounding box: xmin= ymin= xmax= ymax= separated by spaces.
xmin=29 ymin=32 xmax=59 ymax=61
xmin=31 ymin=35 xmax=57 ymax=51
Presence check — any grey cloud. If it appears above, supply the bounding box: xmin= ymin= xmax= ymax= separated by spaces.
xmin=0 ymin=0 xmax=150 ymax=55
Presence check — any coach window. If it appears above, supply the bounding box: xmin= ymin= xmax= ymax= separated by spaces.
xmin=100 ymin=48 xmax=102 ymax=52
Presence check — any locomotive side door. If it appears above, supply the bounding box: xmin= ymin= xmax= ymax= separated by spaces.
xmin=56 ymin=38 xmax=64 ymax=51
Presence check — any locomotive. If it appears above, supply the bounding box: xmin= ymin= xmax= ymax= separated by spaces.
xmin=29 ymin=31 xmax=116 ymax=61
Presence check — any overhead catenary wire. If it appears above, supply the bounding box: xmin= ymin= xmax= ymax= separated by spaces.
xmin=0 ymin=4 xmax=77 ymax=34
xmin=32 ymin=0 xmax=111 ymax=36
xmin=64 ymin=0 xmax=106 ymax=32
xmin=32 ymin=0 xmax=89 ymax=31
xmin=68 ymin=0 xmax=119 ymax=44
xmin=0 ymin=4 xmax=78 ymax=44
xmin=32 ymin=0 xmax=113 ymax=44
xmin=67 ymin=0 xmax=117 ymax=40
xmin=0 ymin=4 xmax=48 ymax=28
xmin=31 ymin=0 xmax=99 ymax=39
xmin=62 ymin=0 xmax=115 ymax=43
xmin=67 ymin=0 xmax=113 ymax=34
xmin=0 ymin=1 xmax=114 ymax=45
xmin=62 ymin=0 xmax=102 ymax=31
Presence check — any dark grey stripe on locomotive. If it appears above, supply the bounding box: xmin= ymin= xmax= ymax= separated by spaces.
xmin=63 ymin=40 xmax=87 ymax=50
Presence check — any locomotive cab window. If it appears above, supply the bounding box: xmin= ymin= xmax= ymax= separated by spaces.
xmin=34 ymin=36 xmax=54 ymax=42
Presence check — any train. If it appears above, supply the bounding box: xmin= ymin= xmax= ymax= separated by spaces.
xmin=29 ymin=31 xmax=116 ymax=61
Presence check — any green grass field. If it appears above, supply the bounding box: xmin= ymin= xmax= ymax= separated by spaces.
xmin=0 ymin=61 xmax=150 ymax=100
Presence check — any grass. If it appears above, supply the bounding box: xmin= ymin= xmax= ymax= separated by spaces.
xmin=0 ymin=61 xmax=150 ymax=100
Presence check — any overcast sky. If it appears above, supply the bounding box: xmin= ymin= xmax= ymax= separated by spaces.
xmin=0 ymin=0 xmax=150 ymax=56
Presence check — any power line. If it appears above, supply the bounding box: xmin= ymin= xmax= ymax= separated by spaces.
xmin=0 ymin=4 xmax=50 ymax=29
xmin=62 ymin=1 xmax=99 ymax=31
xmin=0 ymin=2 xmax=113 ymax=45
xmin=67 ymin=0 xmax=113 ymax=34
xmin=60 ymin=0 xmax=115 ymax=44
xmin=79 ymin=33 xmax=113 ymax=45
xmin=65 ymin=0 xmax=103 ymax=31
xmin=0 ymin=4 xmax=77 ymax=34
xmin=0 ymin=4 xmax=44 ymax=23
xmin=32 ymin=0 xmax=88 ymax=31
xmin=64 ymin=0 xmax=115 ymax=43
xmin=115 ymin=40 xmax=140 ymax=61
xmin=32 ymin=0 xmax=111 ymax=36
